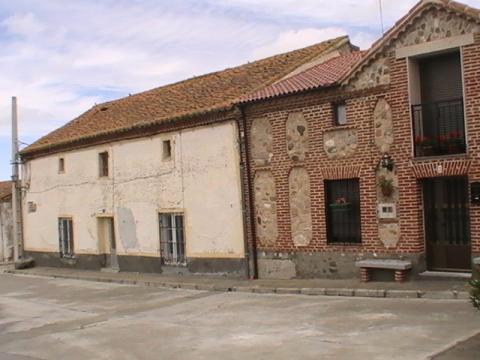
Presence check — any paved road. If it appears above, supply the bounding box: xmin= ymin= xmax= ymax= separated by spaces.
xmin=0 ymin=274 xmax=478 ymax=360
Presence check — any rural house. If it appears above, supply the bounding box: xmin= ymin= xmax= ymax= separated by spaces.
xmin=239 ymin=0 xmax=480 ymax=279
xmin=19 ymin=36 xmax=356 ymax=275
xmin=20 ymin=0 xmax=480 ymax=280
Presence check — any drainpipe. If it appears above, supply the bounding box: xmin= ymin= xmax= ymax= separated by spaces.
xmin=235 ymin=105 xmax=258 ymax=279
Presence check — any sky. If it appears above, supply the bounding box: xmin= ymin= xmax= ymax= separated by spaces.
xmin=0 ymin=0 xmax=479 ymax=180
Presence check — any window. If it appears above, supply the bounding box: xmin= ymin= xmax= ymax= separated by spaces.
xmin=334 ymin=102 xmax=347 ymax=125
xmin=159 ymin=213 xmax=185 ymax=265
xmin=99 ymin=151 xmax=109 ymax=177
xmin=325 ymin=179 xmax=361 ymax=244
xmin=58 ymin=158 xmax=65 ymax=173
xmin=162 ymin=140 xmax=172 ymax=160
xmin=411 ymin=51 xmax=465 ymax=157
xmin=58 ymin=217 xmax=74 ymax=258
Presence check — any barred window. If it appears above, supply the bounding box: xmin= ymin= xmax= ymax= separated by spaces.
xmin=159 ymin=213 xmax=185 ymax=266
xmin=325 ymin=179 xmax=361 ymax=244
xmin=58 ymin=217 xmax=74 ymax=258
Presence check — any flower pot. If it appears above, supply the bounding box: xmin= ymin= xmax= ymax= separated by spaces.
xmin=381 ymin=187 xmax=393 ymax=198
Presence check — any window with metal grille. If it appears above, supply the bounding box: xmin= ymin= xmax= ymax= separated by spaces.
xmin=58 ymin=217 xmax=74 ymax=258
xmin=99 ymin=151 xmax=109 ymax=177
xmin=325 ymin=179 xmax=361 ymax=244
xmin=159 ymin=213 xmax=185 ymax=266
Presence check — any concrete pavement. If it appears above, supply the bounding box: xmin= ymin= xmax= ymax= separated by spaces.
xmin=0 ymin=273 xmax=478 ymax=359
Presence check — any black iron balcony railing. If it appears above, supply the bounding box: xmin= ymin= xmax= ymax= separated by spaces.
xmin=412 ymin=98 xmax=466 ymax=157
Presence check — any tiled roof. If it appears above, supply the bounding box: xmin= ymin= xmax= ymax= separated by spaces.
xmin=22 ymin=36 xmax=350 ymax=156
xmin=239 ymin=51 xmax=365 ymax=103
xmin=0 ymin=181 xmax=11 ymax=202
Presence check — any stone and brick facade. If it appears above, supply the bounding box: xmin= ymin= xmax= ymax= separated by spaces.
xmin=239 ymin=1 xmax=480 ymax=279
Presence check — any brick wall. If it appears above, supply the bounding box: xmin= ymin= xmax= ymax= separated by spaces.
xmin=241 ymin=33 xmax=480 ymax=275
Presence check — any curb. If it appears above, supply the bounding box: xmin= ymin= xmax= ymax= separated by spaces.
xmin=2 ymin=269 xmax=470 ymax=301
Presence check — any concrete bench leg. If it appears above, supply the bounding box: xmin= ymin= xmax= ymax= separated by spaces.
xmin=360 ymin=268 xmax=370 ymax=282
xmin=394 ymin=270 xmax=407 ymax=283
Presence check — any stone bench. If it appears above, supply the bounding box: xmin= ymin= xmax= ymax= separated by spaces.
xmin=355 ymin=259 xmax=412 ymax=283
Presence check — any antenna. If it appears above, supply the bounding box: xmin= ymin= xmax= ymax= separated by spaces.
xmin=378 ymin=0 xmax=385 ymax=35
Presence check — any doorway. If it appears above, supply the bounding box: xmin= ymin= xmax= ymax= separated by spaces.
xmin=98 ymin=217 xmax=119 ymax=271
xmin=422 ymin=176 xmax=471 ymax=271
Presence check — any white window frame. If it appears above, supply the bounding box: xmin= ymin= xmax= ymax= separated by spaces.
xmin=159 ymin=213 xmax=186 ymax=266
xmin=58 ymin=217 xmax=74 ymax=258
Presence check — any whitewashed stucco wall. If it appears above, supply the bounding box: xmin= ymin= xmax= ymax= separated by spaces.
xmin=0 ymin=201 xmax=13 ymax=262
xmin=22 ymin=120 xmax=245 ymax=259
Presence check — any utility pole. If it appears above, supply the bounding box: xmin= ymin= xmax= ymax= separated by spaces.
xmin=11 ymin=96 xmax=23 ymax=263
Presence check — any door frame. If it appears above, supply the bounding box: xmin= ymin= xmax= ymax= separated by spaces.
xmin=97 ymin=215 xmax=119 ymax=270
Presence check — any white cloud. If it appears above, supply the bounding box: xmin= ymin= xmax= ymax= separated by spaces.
xmin=1 ymin=12 xmax=44 ymax=37
xmin=252 ymin=27 xmax=347 ymax=59
xmin=2 ymin=0 xmax=479 ymax=146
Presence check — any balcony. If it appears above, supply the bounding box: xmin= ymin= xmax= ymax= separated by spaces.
xmin=412 ymin=99 xmax=466 ymax=158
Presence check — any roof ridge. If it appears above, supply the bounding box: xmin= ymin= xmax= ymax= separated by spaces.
xmin=22 ymin=35 xmax=350 ymax=156
xmin=239 ymin=50 xmax=365 ymax=103
xmin=93 ymin=35 xmax=349 ymax=110
xmin=339 ymin=0 xmax=480 ymax=86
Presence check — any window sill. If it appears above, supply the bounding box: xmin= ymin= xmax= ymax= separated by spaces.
xmin=412 ymin=153 xmax=469 ymax=162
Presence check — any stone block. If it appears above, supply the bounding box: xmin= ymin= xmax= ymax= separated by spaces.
xmin=254 ymin=171 xmax=278 ymax=246
xmin=289 ymin=167 xmax=312 ymax=247
xmin=276 ymin=288 xmax=301 ymax=295
xmin=257 ymin=259 xmax=296 ymax=279
xmin=300 ymin=288 xmax=326 ymax=296
xmin=355 ymin=259 xmax=412 ymax=270
xmin=385 ymin=290 xmax=419 ymax=299
xmin=355 ymin=289 xmax=386 ymax=298
xmin=422 ymin=291 xmax=456 ymax=300
xmin=325 ymin=288 xmax=354 ymax=297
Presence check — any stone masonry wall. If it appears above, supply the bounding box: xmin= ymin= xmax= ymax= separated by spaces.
xmin=251 ymin=117 xmax=273 ymax=166
xmin=253 ymin=170 xmax=278 ymax=246
xmin=289 ymin=167 xmax=312 ymax=247
xmin=286 ymin=112 xmax=309 ymax=162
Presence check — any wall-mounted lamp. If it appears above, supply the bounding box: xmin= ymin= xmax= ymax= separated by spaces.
xmin=379 ymin=153 xmax=394 ymax=172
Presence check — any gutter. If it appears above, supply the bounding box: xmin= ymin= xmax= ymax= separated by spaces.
xmin=235 ymin=105 xmax=258 ymax=279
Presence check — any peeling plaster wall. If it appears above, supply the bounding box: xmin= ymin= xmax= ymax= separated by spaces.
xmin=22 ymin=121 xmax=245 ymax=260
xmin=0 ymin=201 xmax=13 ymax=262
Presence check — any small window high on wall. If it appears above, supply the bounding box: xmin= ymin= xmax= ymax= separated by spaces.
xmin=334 ymin=102 xmax=347 ymax=126
xmin=58 ymin=158 xmax=65 ymax=173
xmin=325 ymin=179 xmax=361 ymax=244
xmin=99 ymin=151 xmax=109 ymax=177
xmin=162 ymin=140 xmax=172 ymax=160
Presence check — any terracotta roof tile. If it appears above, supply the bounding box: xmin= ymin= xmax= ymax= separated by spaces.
xmin=22 ymin=36 xmax=349 ymax=156
xmin=0 ymin=181 xmax=11 ymax=202
xmin=239 ymin=51 xmax=365 ymax=103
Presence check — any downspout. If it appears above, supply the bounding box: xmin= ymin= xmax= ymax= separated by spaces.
xmin=235 ymin=105 xmax=258 ymax=279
